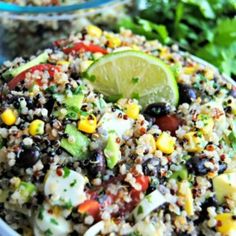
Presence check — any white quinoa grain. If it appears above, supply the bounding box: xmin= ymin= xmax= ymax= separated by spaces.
xmin=23 ymin=137 xmax=33 ymax=146
xmin=0 ymin=128 xmax=8 ymax=138
xmin=92 ymin=178 xmax=102 ymax=186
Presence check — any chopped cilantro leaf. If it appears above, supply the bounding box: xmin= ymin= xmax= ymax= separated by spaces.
xmin=131 ymin=92 xmax=140 ymax=100
xmin=63 ymin=167 xmax=70 ymax=178
xmin=132 ymin=77 xmax=140 ymax=84
xmin=44 ymin=229 xmax=53 ymax=236
xmin=38 ymin=207 xmax=44 ymax=220
xmin=70 ymin=179 xmax=77 ymax=187
xmin=137 ymin=205 xmax=144 ymax=215
xmin=50 ymin=218 xmax=59 ymax=225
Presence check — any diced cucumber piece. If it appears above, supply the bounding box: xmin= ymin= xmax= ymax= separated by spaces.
xmin=132 ymin=189 xmax=166 ymax=222
xmin=104 ymin=132 xmax=121 ymax=169
xmin=64 ymin=94 xmax=84 ymax=112
xmin=61 ymin=124 xmax=90 ymax=159
xmin=18 ymin=181 xmax=36 ymax=203
xmin=2 ymin=52 xmax=49 ymax=81
xmin=170 ymin=165 xmax=188 ymax=181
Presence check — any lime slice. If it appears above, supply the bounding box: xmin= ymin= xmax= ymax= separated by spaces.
xmin=86 ymin=50 xmax=179 ymax=107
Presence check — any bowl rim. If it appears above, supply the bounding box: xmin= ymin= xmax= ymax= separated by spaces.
xmin=0 ymin=0 xmax=117 ymax=13
xmin=0 ymin=53 xmax=235 ymax=236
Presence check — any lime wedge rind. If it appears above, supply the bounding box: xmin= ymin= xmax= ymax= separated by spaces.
xmin=86 ymin=50 xmax=179 ymax=107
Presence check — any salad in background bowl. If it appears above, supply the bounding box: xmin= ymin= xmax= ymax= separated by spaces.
xmin=0 ymin=26 xmax=236 ymax=236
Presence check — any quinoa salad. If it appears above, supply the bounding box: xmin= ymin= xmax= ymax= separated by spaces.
xmin=0 ymin=26 xmax=236 ymax=236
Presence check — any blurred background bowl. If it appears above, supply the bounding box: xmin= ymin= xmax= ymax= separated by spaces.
xmin=0 ymin=0 xmax=133 ymax=63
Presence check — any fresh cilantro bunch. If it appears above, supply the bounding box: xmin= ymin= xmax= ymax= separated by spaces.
xmin=117 ymin=0 xmax=236 ymax=78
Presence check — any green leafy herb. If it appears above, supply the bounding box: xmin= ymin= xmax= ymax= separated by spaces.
xmin=64 ymin=200 xmax=73 ymax=209
xmin=117 ymin=0 xmax=236 ymax=78
xmin=63 ymin=167 xmax=70 ymax=178
xmin=137 ymin=205 xmax=144 ymax=215
xmin=50 ymin=218 xmax=59 ymax=225
xmin=107 ymin=94 xmax=123 ymax=102
xmin=228 ymin=131 xmax=236 ymax=151
xmin=131 ymin=77 xmax=140 ymax=84
xmin=128 ymin=230 xmax=143 ymax=236
xmin=38 ymin=207 xmax=44 ymax=220
xmin=70 ymin=179 xmax=77 ymax=187
xmin=44 ymin=229 xmax=53 ymax=236
xmin=131 ymin=92 xmax=140 ymax=100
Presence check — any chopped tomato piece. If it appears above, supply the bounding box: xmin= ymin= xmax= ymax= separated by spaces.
xmin=8 ymin=64 xmax=60 ymax=90
xmin=135 ymin=175 xmax=150 ymax=192
xmin=53 ymin=38 xmax=67 ymax=47
xmin=63 ymin=42 xmax=108 ymax=54
xmin=78 ymin=200 xmax=100 ymax=219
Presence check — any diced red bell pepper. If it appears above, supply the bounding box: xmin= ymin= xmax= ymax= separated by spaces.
xmin=8 ymin=64 xmax=60 ymax=90
xmin=78 ymin=200 xmax=100 ymax=219
xmin=63 ymin=42 xmax=108 ymax=55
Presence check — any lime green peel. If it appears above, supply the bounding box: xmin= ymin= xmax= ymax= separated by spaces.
xmin=86 ymin=50 xmax=179 ymax=107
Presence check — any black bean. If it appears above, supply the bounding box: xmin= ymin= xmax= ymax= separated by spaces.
xmin=87 ymin=150 xmax=106 ymax=177
xmin=178 ymin=83 xmax=197 ymax=104
xmin=25 ymin=97 xmax=34 ymax=109
xmin=144 ymin=102 xmax=171 ymax=117
xmin=44 ymin=98 xmax=55 ymax=116
xmin=218 ymin=161 xmax=227 ymax=174
xmin=195 ymin=196 xmax=218 ymax=223
xmin=142 ymin=158 xmax=161 ymax=177
xmin=16 ymin=146 xmax=41 ymax=168
xmin=186 ymin=156 xmax=208 ymax=176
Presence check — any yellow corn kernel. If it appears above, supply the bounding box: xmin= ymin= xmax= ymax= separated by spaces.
xmin=156 ymin=132 xmax=175 ymax=154
xmin=80 ymin=60 xmax=93 ymax=72
xmin=215 ymin=213 xmax=236 ymax=234
xmin=125 ymin=103 xmax=140 ymax=119
xmin=56 ymin=60 xmax=69 ymax=66
xmin=159 ymin=47 xmax=169 ymax=58
xmin=179 ymin=181 xmax=194 ymax=216
xmin=197 ymin=114 xmax=214 ymax=135
xmin=1 ymin=108 xmax=17 ymax=126
xmin=78 ymin=115 xmax=97 ymax=134
xmin=184 ymin=131 xmax=205 ymax=152
xmin=204 ymin=69 xmax=214 ymax=80
xmin=183 ymin=66 xmax=196 ymax=75
xmin=108 ymin=36 xmax=121 ymax=48
xmin=87 ymin=25 xmax=102 ymax=38
xmin=29 ymin=119 xmax=45 ymax=136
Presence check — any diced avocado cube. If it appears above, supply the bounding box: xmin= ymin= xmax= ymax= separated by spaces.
xmin=61 ymin=124 xmax=90 ymax=159
xmin=18 ymin=181 xmax=36 ymax=203
xmin=170 ymin=165 xmax=188 ymax=181
xmin=64 ymin=94 xmax=84 ymax=112
xmin=2 ymin=52 xmax=49 ymax=81
xmin=213 ymin=172 xmax=236 ymax=204
xmin=0 ymin=189 xmax=9 ymax=203
xmin=104 ymin=132 xmax=121 ymax=169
